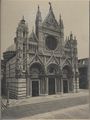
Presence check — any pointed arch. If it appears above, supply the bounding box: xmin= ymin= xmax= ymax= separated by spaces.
xmin=47 ymin=63 xmax=60 ymax=75
xmin=29 ymin=53 xmax=44 ymax=67
xmin=62 ymin=58 xmax=71 ymax=69
xmin=62 ymin=65 xmax=73 ymax=79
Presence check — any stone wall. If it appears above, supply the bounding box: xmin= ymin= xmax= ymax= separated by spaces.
xmin=6 ymin=56 xmax=27 ymax=99
xmin=6 ymin=56 xmax=18 ymax=98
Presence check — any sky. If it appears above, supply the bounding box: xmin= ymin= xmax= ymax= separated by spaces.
xmin=1 ymin=0 xmax=89 ymax=59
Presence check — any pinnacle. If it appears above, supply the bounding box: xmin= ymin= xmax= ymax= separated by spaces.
xmin=22 ymin=16 xmax=24 ymax=20
xmin=49 ymin=2 xmax=52 ymax=11
xmin=38 ymin=5 xmax=40 ymax=11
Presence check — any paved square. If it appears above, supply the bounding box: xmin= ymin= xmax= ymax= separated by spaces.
xmin=2 ymin=91 xmax=89 ymax=119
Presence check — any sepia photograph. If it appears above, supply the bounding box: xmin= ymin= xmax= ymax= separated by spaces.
xmin=1 ymin=0 xmax=90 ymax=119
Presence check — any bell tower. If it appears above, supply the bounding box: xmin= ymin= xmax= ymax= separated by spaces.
xmin=15 ymin=16 xmax=28 ymax=77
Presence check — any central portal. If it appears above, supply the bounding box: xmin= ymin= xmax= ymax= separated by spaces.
xmin=48 ymin=78 xmax=55 ymax=95
xmin=32 ymin=81 xmax=39 ymax=96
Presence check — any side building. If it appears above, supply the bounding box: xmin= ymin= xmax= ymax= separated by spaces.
xmin=78 ymin=58 xmax=89 ymax=89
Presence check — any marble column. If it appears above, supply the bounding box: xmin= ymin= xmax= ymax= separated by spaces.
xmin=26 ymin=78 xmax=30 ymax=97
xmin=60 ymin=78 xmax=63 ymax=94
xmin=30 ymin=80 xmax=32 ymax=96
xmin=72 ymin=78 xmax=76 ymax=93
xmin=55 ymin=78 xmax=57 ymax=94
xmin=68 ymin=80 xmax=69 ymax=93
xmin=45 ymin=77 xmax=48 ymax=95
xmin=75 ymin=77 xmax=79 ymax=93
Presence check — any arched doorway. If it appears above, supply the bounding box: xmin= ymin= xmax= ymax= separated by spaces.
xmin=30 ymin=62 xmax=44 ymax=96
xmin=62 ymin=65 xmax=72 ymax=93
xmin=47 ymin=63 xmax=59 ymax=95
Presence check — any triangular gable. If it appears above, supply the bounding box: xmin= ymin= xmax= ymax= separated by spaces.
xmin=29 ymin=52 xmax=43 ymax=66
xmin=65 ymin=40 xmax=71 ymax=48
xmin=42 ymin=8 xmax=58 ymax=29
xmin=62 ymin=58 xmax=71 ymax=68
xmin=46 ymin=55 xmax=59 ymax=66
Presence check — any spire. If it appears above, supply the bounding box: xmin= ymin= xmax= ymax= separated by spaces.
xmin=70 ymin=31 xmax=73 ymax=40
xmin=59 ymin=14 xmax=61 ymax=23
xmin=38 ymin=5 xmax=39 ymax=11
xmin=22 ymin=16 xmax=24 ymax=20
xmin=38 ymin=5 xmax=40 ymax=11
xmin=65 ymin=36 xmax=68 ymax=45
xmin=36 ymin=5 xmax=42 ymax=21
xmin=16 ymin=16 xmax=28 ymax=37
xmin=59 ymin=14 xmax=64 ymax=28
xmin=74 ymin=36 xmax=76 ymax=40
xmin=61 ymin=20 xmax=64 ymax=28
xmin=35 ymin=5 xmax=42 ymax=38
xmin=21 ymin=15 xmax=25 ymax=23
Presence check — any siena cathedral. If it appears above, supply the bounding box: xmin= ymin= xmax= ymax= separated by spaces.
xmin=4 ymin=3 xmax=79 ymax=99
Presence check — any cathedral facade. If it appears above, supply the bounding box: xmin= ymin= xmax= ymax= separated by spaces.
xmin=4 ymin=3 xmax=79 ymax=99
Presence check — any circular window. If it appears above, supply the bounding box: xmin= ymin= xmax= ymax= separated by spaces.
xmin=46 ymin=36 xmax=57 ymax=50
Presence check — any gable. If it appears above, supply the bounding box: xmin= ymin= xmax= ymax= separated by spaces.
xmin=46 ymin=55 xmax=59 ymax=66
xmin=65 ymin=40 xmax=71 ymax=48
xmin=42 ymin=7 xmax=58 ymax=30
xmin=62 ymin=58 xmax=71 ymax=69
xmin=29 ymin=53 xmax=43 ymax=66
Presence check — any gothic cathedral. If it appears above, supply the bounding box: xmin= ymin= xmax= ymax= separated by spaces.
xmin=4 ymin=3 xmax=79 ymax=99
